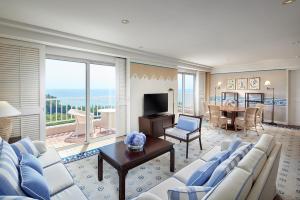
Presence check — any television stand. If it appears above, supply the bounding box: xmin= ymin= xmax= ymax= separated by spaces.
xmin=139 ymin=114 xmax=175 ymax=137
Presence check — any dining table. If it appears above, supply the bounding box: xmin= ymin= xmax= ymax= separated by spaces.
xmin=219 ymin=106 xmax=245 ymax=130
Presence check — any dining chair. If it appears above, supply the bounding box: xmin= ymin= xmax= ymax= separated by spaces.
xmin=68 ymin=109 xmax=95 ymax=137
xmin=208 ymin=105 xmax=228 ymax=130
xmin=256 ymin=103 xmax=264 ymax=130
xmin=235 ymin=107 xmax=259 ymax=135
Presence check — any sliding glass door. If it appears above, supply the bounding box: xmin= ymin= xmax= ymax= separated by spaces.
xmin=178 ymin=73 xmax=195 ymax=115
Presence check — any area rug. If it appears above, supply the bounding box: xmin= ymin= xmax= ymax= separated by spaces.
xmin=64 ymin=125 xmax=300 ymax=200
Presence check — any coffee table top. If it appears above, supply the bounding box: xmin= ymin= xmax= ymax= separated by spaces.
xmin=99 ymin=137 xmax=174 ymax=170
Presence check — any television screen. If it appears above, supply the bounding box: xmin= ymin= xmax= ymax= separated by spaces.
xmin=144 ymin=93 xmax=168 ymax=116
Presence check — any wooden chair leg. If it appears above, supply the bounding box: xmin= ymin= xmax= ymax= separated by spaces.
xmin=186 ymin=142 xmax=189 ymax=159
xmin=199 ymin=137 xmax=203 ymax=150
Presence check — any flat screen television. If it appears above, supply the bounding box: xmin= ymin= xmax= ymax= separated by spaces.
xmin=144 ymin=93 xmax=168 ymax=116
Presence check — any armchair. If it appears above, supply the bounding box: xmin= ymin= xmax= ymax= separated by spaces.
xmin=164 ymin=114 xmax=203 ymax=158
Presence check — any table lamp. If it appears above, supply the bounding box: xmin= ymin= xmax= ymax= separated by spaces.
xmin=215 ymin=82 xmax=222 ymax=105
xmin=264 ymin=81 xmax=276 ymax=125
xmin=168 ymin=88 xmax=175 ymax=114
xmin=0 ymin=101 xmax=21 ymax=141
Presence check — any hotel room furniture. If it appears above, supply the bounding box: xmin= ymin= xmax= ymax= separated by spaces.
xmin=235 ymin=107 xmax=259 ymax=135
xmin=219 ymin=106 xmax=245 ymax=130
xmin=96 ymin=108 xmax=115 ymax=133
xmin=139 ymin=114 xmax=175 ymax=137
xmin=98 ymin=137 xmax=174 ymax=200
xmin=244 ymin=92 xmax=264 ymax=108
xmin=163 ymin=114 xmax=202 ymax=158
xmin=256 ymin=103 xmax=265 ymax=130
xmin=0 ymin=101 xmax=21 ymax=141
xmin=208 ymin=105 xmax=228 ymax=130
xmin=221 ymin=92 xmax=239 ymax=107
xmin=265 ymin=80 xmax=276 ymax=125
xmin=135 ymin=134 xmax=282 ymax=200
xmin=68 ymin=109 xmax=95 ymax=137
xmin=0 ymin=138 xmax=88 ymax=199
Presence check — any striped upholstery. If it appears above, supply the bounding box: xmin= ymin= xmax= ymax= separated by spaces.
xmin=0 ymin=139 xmax=25 ymax=196
xmin=2 ymin=140 xmax=19 ymax=166
xmin=11 ymin=138 xmax=39 ymax=159
xmin=0 ymin=196 xmax=35 ymax=200
xmin=168 ymin=186 xmax=212 ymax=200
xmin=230 ymin=143 xmax=254 ymax=158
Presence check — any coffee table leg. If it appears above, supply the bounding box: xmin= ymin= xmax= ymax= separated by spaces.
xmin=118 ymin=170 xmax=128 ymax=200
xmin=98 ymin=154 xmax=103 ymax=181
xmin=170 ymin=147 xmax=175 ymax=172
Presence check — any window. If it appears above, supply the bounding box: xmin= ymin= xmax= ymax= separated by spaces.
xmin=178 ymin=73 xmax=195 ymax=115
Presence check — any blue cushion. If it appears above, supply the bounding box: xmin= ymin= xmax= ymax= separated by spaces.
xmin=20 ymin=153 xmax=43 ymax=175
xmin=11 ymin=137 xmax=39 ymax=159
xmin=0 ymin=140 xmax=24 ymax=196
xmin=205 ymin=153 xmax=243 ymax=187
xmin=227 ymin=138 xmax=242 ymax=154
xmin=176 ymin=117 xmax=198 ymax=132
xmin=208 ymin=150 xmax=231 ymax=163
xmin=20 ymin=164 xmax=50 ymax=200
xmin=187 ymin=160 xmax=219 ymax=186
xmin=2 ymin=140 xmax=19 ymax=166
xmin=168 ymin=186 xmax=212 ymax=200
xmin=230 ymin=143 xmax=254 ymax=158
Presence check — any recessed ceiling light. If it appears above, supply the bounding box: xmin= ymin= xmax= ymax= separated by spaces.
xmin=282 ymin=0 xmax=296 ymax=5
xmin=121 ymin=19 xmax=130 ymax=24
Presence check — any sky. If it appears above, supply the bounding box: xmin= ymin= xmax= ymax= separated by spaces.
xmin=45 ymin=59 xmax=116 ymax=90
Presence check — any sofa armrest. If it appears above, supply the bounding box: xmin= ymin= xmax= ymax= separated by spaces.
xmin=221 ymin=140 xmax=232 ymax=151
xmin=133 ymin=192 xmax=162 ymax=200
xmin=33 ymin=140 xmax=47 ymax=154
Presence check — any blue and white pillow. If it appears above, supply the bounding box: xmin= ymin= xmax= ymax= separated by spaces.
xmin=227 ymin=138 xmax=242 ymax=154
xmin=11 ymin=138 xmax=39 ymax=159
xmin=168 ymin=186 xmax=212 ymax=200
xmin=20 ymin=153 xmax=44 ymax=175
xmin=230 ymin=143 xmax=254 ymax=158
xmin=176 ymin=116 xmax=199 ymax=132
xmin=208 ymin=150 xmax=231 ymax=163
xmin=20 ymin=164 xmax=50 ymax=200
xmin=187 ymin=160 xmax=219 ymax=186
xmin=0 ymin=140 xmax=25 ymax=196
xmin=1 ymin=140 xmax=19 ymax=166
xmin=205 ymin=153 xmax=243 ymax=187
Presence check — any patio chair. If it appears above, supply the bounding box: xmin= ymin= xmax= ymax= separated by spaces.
xmin=235 ymin=107 xmax=258 ymax=136
xmin=208 ymin=105 xmax=229 ymax=130
xmin=164 ymin=114 xmax=203 ymax=158
xmin=256 ymin=103 xmax=264 ymax=130
xmin=68 ymin=109 xmax=95 ymax=137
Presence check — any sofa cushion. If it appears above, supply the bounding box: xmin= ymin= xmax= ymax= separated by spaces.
xmin=204 ymin=168 xmax=253 ymax=200
xmin=174 ymin=159 xmax=207 ymax=184
xmin=208 ymin=150 xmax=230 ymax=163
xmin=33 ymin=141 xmax=47 ymax=154
xmin=186 ymin=160 xmax=219 ymax=186
xmin=227 ymin=138 xmax=242 ymax=154
xmin=43 ymin=163 xmax=74 ymax=195
xmin=230 ymin=143 xmax=254 ymax=159
xmin=168 ymin=186 xmax=212 ymax=200
xmin=132 ymin=192 xmax=162 ymax=200
xmin=147 ymin=177 xmax=186 ymax=200
xmin=205 ymin=152 xmax=243 ymax=187
xmin=2 ymin=140 xmax=19 ymax=166
xmin=254 ymin=134 xmax=275 ymax=156
xmin=0 ymin=196 xmax=36 ymax=200
xmin=20 ymin=153 xmax=44 ymax=175
xmin=201 ymin=146 xmax=221 ymax=162
xmin=11 ymin=138 xmax=40 ymax=159
xmin=38 ymin=148 xmax=61 ymax=168
xmin=0 ymin=140 xmax=25 ymax=196
xmin=237 ymin=148 xmax=267 ymax=181
xmin=176 ymin=117 xmax=198 ymax=132
xmin=165 ymin=127 xmax=199 ymax=140
xmin=50 ymin=185 xmax=87 ymax=200
xmin=20 ymin=164 xmax=50 ymax=200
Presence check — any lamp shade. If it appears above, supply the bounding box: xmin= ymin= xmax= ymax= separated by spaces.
xmin=0 ymin=101 xmax=21 ymax=118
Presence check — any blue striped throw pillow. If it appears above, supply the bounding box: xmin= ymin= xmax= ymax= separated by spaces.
xmin=230 ymin=143 xmax=254 ymax=158
xmin=208 ymin=150 xmax=231 ymax=163
xmin=168 ymin=186 xmax=212 ymax=200
xmin=2 ymin=140 xmax=19 ymax=166
xmin=187 ymin=160 xmax=219 ymax=186
xmin=11 ymin=138 xmax=39 ymax=159
xmin=227 ymin=138 xmax=242 ymax=154
xmin=0 ymin=140 xmax=25 ymax=196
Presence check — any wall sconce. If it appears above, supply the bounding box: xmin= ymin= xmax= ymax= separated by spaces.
xmin=264 ymin=80 xmax=276 ymax=125
xmin=215 ymin=82 xmax=222 ymax=105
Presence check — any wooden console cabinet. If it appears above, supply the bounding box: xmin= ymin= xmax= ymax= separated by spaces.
xmin=139 ymin=114 xmax=175 ymax=138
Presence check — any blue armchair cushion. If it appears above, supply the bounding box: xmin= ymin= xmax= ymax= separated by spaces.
xmin=208 ymin=150 xmax=231 ymax=163
xmin=227 ymin=138 xmax=242 ymax=154
xmin=187 ymin=160 xmax=219 ymax=186
xmin=168 ymin=186 xmax=212 ymax=200
xmin=20 ymin=164 xmax=50 ymax=200
xmin=11 ymin=137 xmax=40 ymax=159
xmin=20 ymin=153 xmax=43 ymax=175
xmin=176 ymin=117 xmax=198 ymax=132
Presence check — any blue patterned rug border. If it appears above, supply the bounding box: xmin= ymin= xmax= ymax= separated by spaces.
xmin=62 ymin=147 xmax=101 ymax=164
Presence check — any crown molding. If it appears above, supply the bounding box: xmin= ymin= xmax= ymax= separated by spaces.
xmin=0 ymin=17 xmax=212 ymax=71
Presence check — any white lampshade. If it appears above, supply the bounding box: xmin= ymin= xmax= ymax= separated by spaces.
xmin=217 ymin=81 xmax=222 ymax=86
xmin=264 ymin=80 xmax=271 ymax=86
xmin=0 ymin=101 xmax=21 ymax=118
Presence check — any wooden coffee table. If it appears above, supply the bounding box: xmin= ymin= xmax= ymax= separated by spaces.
xmin=98 ymin=137 xmax=174 ymax=200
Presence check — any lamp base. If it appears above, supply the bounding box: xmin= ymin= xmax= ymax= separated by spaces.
xmin=266 ymin=122 xmax=277 ymax=126
xmin=0 ymin=118 xmax=13 ymax=141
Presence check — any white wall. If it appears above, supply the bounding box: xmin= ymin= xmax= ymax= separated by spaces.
xmin=288 ymin=70 xmax=300 ymax=126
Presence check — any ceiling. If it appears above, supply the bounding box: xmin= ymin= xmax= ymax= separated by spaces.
xmin=0 ymin=0 xmax=299 ymax=69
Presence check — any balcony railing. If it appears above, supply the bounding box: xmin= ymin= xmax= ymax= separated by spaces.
xmin=46 ymin=96 xmax=115 ymax=126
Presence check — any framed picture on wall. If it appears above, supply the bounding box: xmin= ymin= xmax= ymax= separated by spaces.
xmin=237 ymin=78 xmax=247 ymax=90
xmin=227 ymin=79 xmax=236 ymax=90
xmin=248 ymin=77 xmax=260 ymax=90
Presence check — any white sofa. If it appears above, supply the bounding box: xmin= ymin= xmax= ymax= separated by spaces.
xmin=1 ymin=139 xmax=87 ymax=200
xmin=136 ymin=134 xmax=282 ymax=200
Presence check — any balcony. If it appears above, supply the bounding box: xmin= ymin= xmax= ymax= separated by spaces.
xmin=46 ymin=96 xmax=116 ymax=149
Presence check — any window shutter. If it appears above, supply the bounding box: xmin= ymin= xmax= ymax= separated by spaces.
xmin=0 ymin=38 xmax=44 ymax=140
